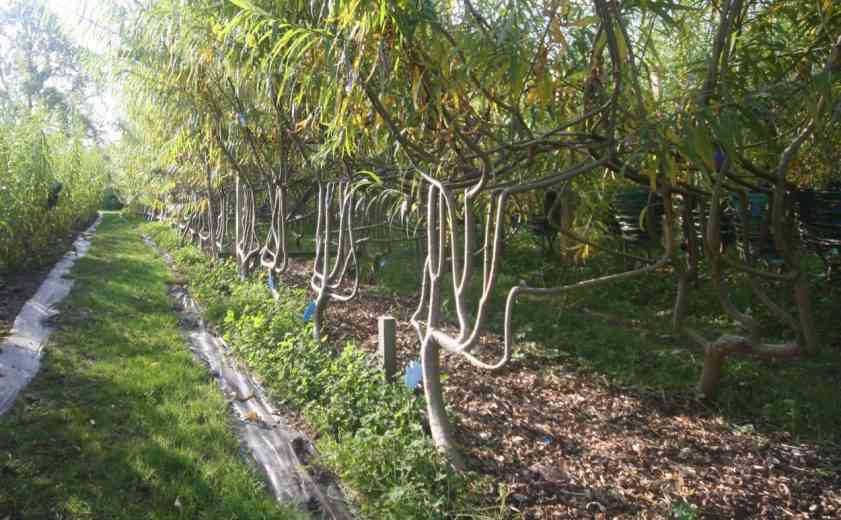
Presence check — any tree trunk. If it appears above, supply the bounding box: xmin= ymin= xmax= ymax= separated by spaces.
xmin=313 ymin=292 xmax=326 ymax=342
xmin=698 ymin=336 xmax=748 ymax=397
xmin=558 ymin=189 xmax=575 ymax=264
xmin=205 ymin=161 xmax=217 ymax=259
xmin=421 ymin=338 xmax=465 ymax=470
xmin=698 ymin=346 xmax=726 ymax=398
xmin=794 ymin=282 xmax=819 ymax=355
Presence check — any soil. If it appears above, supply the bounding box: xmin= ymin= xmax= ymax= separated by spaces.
xmin=0 ymin=270 xmax=49 ymax=340
xmin=0 ymin=219 xmax=96 ymax=340
xmin=282 ymin=257 xmax=841 ymax=519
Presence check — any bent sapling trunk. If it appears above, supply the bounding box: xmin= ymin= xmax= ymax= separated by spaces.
xmin=667 ymin=9 xmax=838 ymax=398
xmin=260 ymin=176 xmax=290 ymax=291
xmin=204 ymin=160 xmax=218 ymax=259
xmin=410 ymin=157 xmax=611 ymax=467
xmin=234 ymin=175 xmax=260 ymax=279
xmin=310 ymin=180 xmax=360 ymax=343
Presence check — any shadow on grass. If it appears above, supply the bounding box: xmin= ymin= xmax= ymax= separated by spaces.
xmin=373 ymin=233 xmax=841 ymax=447
xmin=0 ymin=214 xmax=295 ymax=519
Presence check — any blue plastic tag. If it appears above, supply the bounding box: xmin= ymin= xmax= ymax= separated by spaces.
xmin=714 ymin=148 xmax=725 ymax=172
xmin=404 ymin=359 xmax=423 ymax=389
xmin=302 ymin=301 xmax=316 ymax=321
xmin=268 ymin=271 xmax=275 ymax=291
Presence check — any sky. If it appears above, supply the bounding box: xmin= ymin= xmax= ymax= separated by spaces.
xmin=44 ymin=0 xmax=114 ymax=51
xmin=45 ymin=0 xmax=125 ymax=143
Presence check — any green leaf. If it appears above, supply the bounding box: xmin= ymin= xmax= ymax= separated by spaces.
xmin=358 ymin=170 xmax=383 ymax=186
xmin=570 ymin=16 xmax=599 ymax=28
xmin=228 ymin=0 xmax=272 ymax=18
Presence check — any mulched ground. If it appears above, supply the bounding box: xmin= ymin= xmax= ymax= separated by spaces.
xmin=284 ymin=258 xmax=841 ymax=519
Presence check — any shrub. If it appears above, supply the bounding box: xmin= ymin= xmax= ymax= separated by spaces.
xmin=0 ymin=115 xmax=107 ymax=271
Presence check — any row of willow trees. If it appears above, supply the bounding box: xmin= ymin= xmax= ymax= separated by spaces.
xmin=114 ymin=0 xmax=841 ymax=466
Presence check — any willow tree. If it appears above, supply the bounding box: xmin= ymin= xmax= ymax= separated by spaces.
xmin=663 ymin=2 xmax=841 ymax=396
xmin=0 ymin=0 xmax=100 ymax=136
xmin=0 ymin=0 xmax=109 ymax=271
xmin=119 ymin=0 xmax=291 ymax=271
xmin=254 ymin=0 xmax=655 ymax=465
xmin=221 ymin=0 xmax=408 ymax=336
xmin=115 ymin=0 xmax=841 ymax=468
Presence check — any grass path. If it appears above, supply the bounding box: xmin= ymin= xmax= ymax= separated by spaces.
xmin=0 ymin=214 xmax=298 ymax=519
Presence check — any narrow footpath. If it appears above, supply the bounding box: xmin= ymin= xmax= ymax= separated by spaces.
xmin=0 ymin=214 xmax=301 ymax=519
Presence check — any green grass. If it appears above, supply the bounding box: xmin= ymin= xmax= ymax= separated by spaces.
xmin=370 ymin=230 xmax=841 ymax=445
xmin=134 ymin=216 xmax=841 ymax=516
xmin=0 ymin=213 xmax=299 ymax=519
xmin=140 ymin=220 xmax=496 ymax=520
xmin=504 ymin=252 xmax=841 ymax=445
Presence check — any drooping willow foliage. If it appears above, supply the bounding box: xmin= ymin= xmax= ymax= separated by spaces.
xmin=115 ymin=0 xmax=841 ymax=465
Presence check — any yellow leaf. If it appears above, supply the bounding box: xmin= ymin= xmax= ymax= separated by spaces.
xmin=412 ymin=68 xmax=423 ymax=110
xmin=295 ymin=115 xmax=310 ymax=132
xmin=539 ymin=75 xmax=554 ymax=107
xmin=615 ymin=22 xmax=628 ymax=63
xmin=526 ymin=89 xmax=538 ymax=104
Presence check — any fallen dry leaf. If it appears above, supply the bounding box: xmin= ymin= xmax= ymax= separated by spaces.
xmin=279 ymin=258 xmax=841 ymax=519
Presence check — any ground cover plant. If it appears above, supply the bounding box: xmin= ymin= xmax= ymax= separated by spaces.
xmin=0 ymin=214 xmax=299 ymax=519
xmin=144 ymin=213 xmax=841 ymax=518
xmin=142 ymin=219 xmax=496 ymax=519
xmin=2 ymin=0 xmax=841 ymax=517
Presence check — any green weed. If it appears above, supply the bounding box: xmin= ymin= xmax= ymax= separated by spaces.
xmin=141 ymin=221 xmax=486 ymax=519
